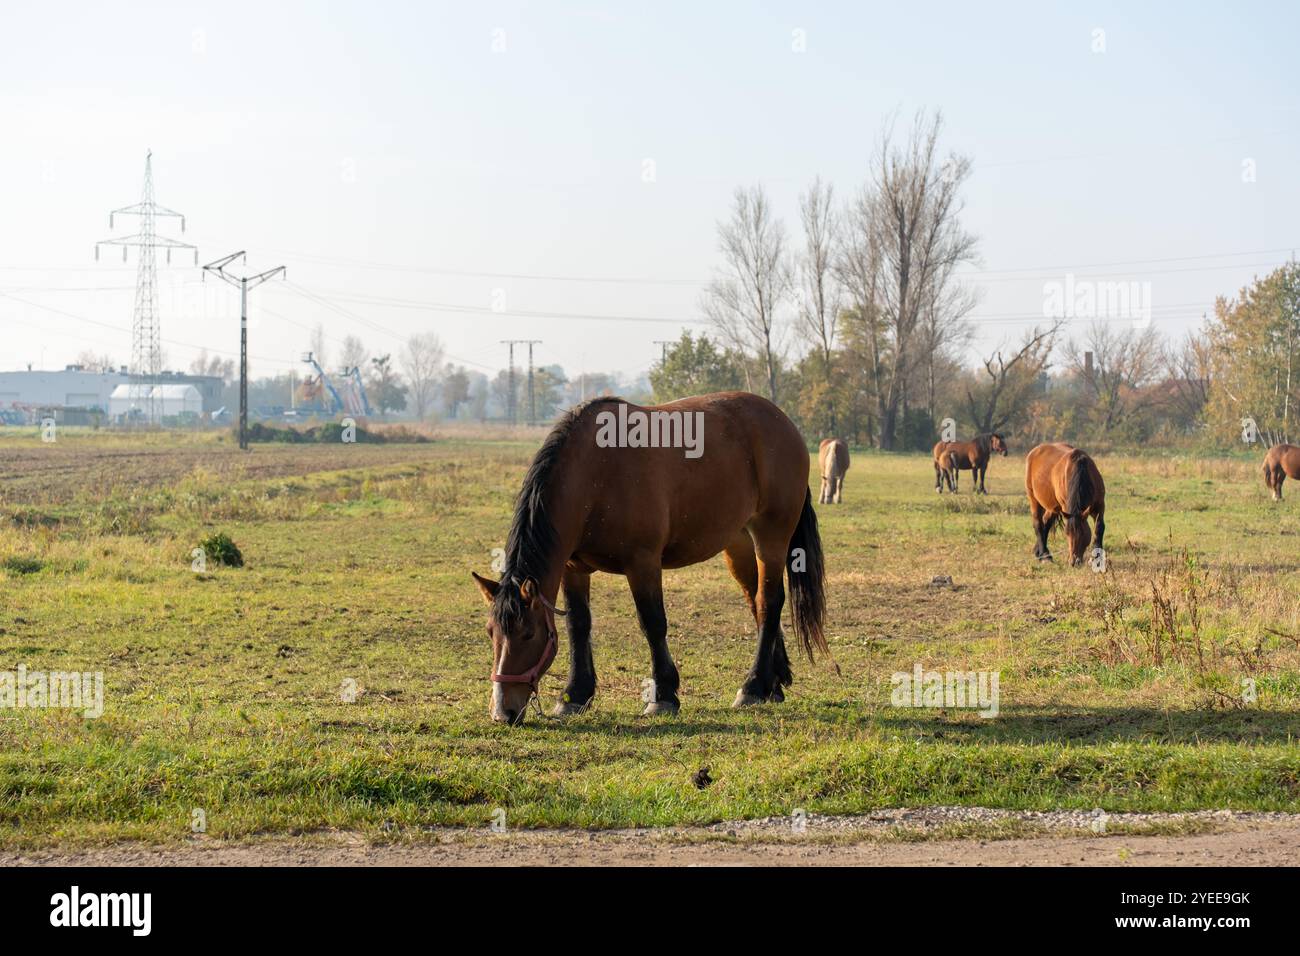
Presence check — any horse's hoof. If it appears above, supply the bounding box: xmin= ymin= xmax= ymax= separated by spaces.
xmin=551 ymin=699 xmax=590 ymax=717
xmin=1037 ymin=554 xmax=1053 ymax=563
xmin=641 ymin=700 xmax=679 ymax=717
xmin=732 ymin=690 xmax=769 ymax=708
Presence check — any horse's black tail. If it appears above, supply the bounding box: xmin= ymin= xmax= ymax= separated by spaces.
xmin=788 ymin=489 xmax=829 ymax=662
xmin=1064 ymin=450 xmax=1094 ymax=556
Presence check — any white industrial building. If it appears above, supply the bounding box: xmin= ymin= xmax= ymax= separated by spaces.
xmin=108 ymin=383 xmax=203 ymax=419
xmin=0 ymin=367 xmax=130 ymax=411
xmin=0 ymin=367 xmax=225 ymax=416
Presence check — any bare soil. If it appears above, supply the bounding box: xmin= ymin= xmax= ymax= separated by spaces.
xmin=6 ymin=813 xmax=1299 ymax=867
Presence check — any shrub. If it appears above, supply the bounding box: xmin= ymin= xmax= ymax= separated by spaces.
xmin=198 ymin=532 xmax=244 ymax=568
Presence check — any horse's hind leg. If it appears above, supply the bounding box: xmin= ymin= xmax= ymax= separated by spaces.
xmin=626 ymin=561 xmax=680 ymax=716
xmin=734 ymin=529 xmax=792 ymax=707
xmin=552 ymin=568 xmax=596 ymax=717
xmin=724 ymin=533 xmax=791 ymax=695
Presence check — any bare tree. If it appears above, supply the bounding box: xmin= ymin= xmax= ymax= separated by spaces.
xmin=965 ymin=321 xmax=1063 ymax=434
xmin=402 ymin=332 xmax=444 ymax=420
xmin=916 ymin=258 xmax=979 ymax=425
xmin=75 ymin=351 xmax=118 ymax=373
xmin=1164 ymin=324 xmax=1214 ymax=430
xmin=703 ymin=184 xmax=792 ymax=402
xmin=838 ymin=110 xmax=979 ymax=449
xmin=340 ymin=335 xmax=370 ymax=374
xmin=188 ymin=349 xmax=235 ymax=381
xmin=1066 ymin=322 xmax=1163 ymax=434
xmin=797 ymin=176 xmax=842 ymax=431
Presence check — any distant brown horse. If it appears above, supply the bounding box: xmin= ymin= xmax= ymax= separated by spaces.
xmin=818 ymin=438 xmax=850 ymax=504
xmin=471 ymin=392 xmax=827 ymax=724
xmin=1025 ymin=442 xmax=1106 ymax=566
xmin=1262 ymin=443 xmax=1300 ymax=501
xmin=932 ymin=433 xmax=1008 ymax=493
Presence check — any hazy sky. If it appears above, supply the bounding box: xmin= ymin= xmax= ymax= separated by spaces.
xmin=2 ymin=1 xmax=1297 ymax=382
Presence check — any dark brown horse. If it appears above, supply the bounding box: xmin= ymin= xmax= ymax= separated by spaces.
xmin=817 ymin=438 xmax=850 ymax=504
xmin=471 ymin=392 xmax=827 ymax=724
xmin=932 ymin=433 xmax=1008 ymax=493
xmin=1025 ymin=442 xmax=1106 ymax=566
xmin=1262 ymin=443 xmax=1300 ymax=501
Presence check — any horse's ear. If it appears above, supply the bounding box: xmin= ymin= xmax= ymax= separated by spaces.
xmin=471 ymin=572 xmax=500 ymax=605
xmin=519 ymin=577 xmax=538 ymax=604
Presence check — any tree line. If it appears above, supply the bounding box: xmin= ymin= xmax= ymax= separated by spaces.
xmin=655 ymin=109 xmax=1300 ymax=453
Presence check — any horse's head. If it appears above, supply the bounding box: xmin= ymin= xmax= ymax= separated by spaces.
xmin=472 ymin=572 xmax=561 ymax=725
xmin=990 ymin=433 xmax=1009 ymax=456
xmin=1064 ymin=514 xmax=1093 ymax=567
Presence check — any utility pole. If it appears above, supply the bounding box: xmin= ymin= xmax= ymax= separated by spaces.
xmin=500 ymin=340 xmax=517 ymax=425
xmin=653 ymin=340 xmax=673 ymax=365
xmin=202 ymin=252 xmax=286 ymax=450
xmin=96 ymin=150 xmax=196 ymax=426
xmin=500 ymin=340 xmax=541 ymax=425
xmin=524 ymin=340 xmax=541 ymax=426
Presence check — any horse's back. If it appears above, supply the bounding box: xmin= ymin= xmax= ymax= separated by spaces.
xmin=821 ymin=438 xmax=849 ymax=477
xmin=1026 ymin=442 xmax=1103 ymax=513
xmin=1025 ymin=442 xmax=1074 ymax=509
xmin=834 ymin=440 xmax=850 ymax=474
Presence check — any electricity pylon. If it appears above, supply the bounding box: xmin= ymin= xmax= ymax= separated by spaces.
xmin=96 ymin=150 xmax=196 ymax=425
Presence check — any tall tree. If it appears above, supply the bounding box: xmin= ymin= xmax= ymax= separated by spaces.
xmin=649 ymin=331 xmax=745 ymax=402
xmin=367 ymin=353 xmax=408 ymax=417
xmin=838 ymin=111 xmax=979 ymax=449
xmin=797 ymin=176 xmax=842 ymax=433
xmin=702 ymin=184 xmax=792 ymax=402
xmin=401 ymin=332 xmax=444 ymax=420
xmin=1204 ymin=263 xmax=1300 ymax=445
xmin=340 ymin=335 xmax=370 ymax=374
xmin=1065 ymin=322 xmax=1163 ymax=436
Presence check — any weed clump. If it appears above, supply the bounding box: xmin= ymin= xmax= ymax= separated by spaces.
xmin=198 ymin=531 xmax=244 ymax=568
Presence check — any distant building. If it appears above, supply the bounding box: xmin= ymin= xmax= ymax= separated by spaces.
xmin=0 ymin=366 xmax=225 ymax=414
xmin=0 ymin=366 xmax=129 ymax=411
xmin=108 ymin=383 xmax=203 ymax=419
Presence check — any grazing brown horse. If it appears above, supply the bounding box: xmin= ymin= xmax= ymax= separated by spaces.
xmin=818 ymin=438 xmax=850 ymax=504
xmin=1025 ymin=442 xmax=1106 ymax=566
xmin=1262 ymin=443 xmax=1300 ymax=501
xmin=471 ymin=392 xmax=827 ymax=724
xmin=932 ymin=433 xmax=1008 ymax=493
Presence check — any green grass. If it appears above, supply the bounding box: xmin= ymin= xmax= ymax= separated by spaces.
xmin=1 ymin=428 xmax=1299 ymax=846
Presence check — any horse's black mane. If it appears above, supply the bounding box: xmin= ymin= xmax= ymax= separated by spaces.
xmin=493 ymin=397 xmax=623 ymax=628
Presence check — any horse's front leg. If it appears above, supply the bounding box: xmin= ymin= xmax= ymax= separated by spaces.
xmin=734 ymin=538 xmax=789 ymax=707
xmin=627 ymin=562 xmax=679 ymax=716
xmin=552 ymin=568 xmax=596 ymax=716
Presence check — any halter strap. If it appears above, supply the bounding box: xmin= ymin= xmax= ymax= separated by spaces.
xmin=491 ymin=594 xmax=563 ymax=690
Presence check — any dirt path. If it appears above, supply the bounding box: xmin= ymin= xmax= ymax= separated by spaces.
xmin=7 ymin=812 xmax=1300 ymax=867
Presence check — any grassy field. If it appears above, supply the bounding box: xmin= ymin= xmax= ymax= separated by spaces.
xmin=2 ymin=426 xmax=1299 ymax=847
